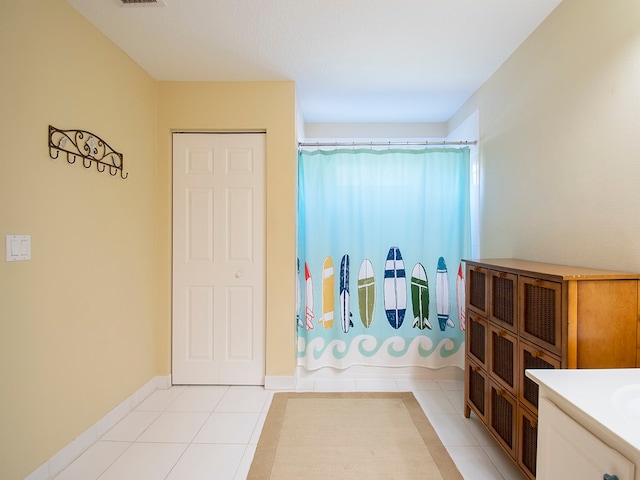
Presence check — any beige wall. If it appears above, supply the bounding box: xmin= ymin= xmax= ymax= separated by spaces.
xmin=156 ymin=82 xmax=297 ymax=377
xmin=0 ymin=2 xmax=159 ymax=479
xmin=449 ymin=0 xmax=640 ymax=272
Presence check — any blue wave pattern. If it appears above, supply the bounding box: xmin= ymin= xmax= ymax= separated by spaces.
xmin=298 ymin=335 xmax=463 ymax=370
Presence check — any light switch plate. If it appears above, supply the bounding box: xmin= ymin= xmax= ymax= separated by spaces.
xmin=6 ymin=235 xmax=31 ymax=261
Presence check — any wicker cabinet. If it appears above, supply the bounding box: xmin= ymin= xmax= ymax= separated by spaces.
xmin=463 ymin=258 xmax=640 ymax=479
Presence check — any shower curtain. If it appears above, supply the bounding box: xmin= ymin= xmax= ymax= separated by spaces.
xmin=297 ymin=147 xmax=471 ymax=370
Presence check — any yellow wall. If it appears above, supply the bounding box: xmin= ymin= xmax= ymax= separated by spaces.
xmin=0 ymin=3 xmax=297 ymax=476
xmin=449 ymin=0 xmax=640 ymax=271
xmin=156 ymin=82 xmax=298 ymax=378
xmin=0 ymin=2 xmax=158 ymax=479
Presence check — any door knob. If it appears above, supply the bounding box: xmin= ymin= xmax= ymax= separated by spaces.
xmin=235 ymin=271 xmax=243 ymax=278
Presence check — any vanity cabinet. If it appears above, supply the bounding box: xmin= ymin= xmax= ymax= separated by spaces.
xmin=537 ymin=397 xmax=635 ymax=480
xmin=463 ymin=258 xmax=640 ymax=479
xmin=527 ymin=368 xmax=640 ymax=480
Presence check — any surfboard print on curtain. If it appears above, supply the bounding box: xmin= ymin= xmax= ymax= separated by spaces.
xmin=339 ymin=254 xmax=353 ymax=333
xmin=456 ymin=262 xmax=466 ymax=332
xmin=384 ymin=246 xmax=407 ymax=329
xmin=411 ymin=263 xmax=432 ymax=330
xmin=320 ymin=256 xmax=335 ymax=329
xmin=304 ymin=262 xmax=314 ymax=330
xmin=357 ymin=259 xmax=375 ymax=328
xmin=296 ymin=258 xmax=302 ymax=328
xmin=435 ymin=256 xmax=455 ymax=331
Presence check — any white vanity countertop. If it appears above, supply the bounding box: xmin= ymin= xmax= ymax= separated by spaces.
xmin=527 ymin=368 xmax=640 ymax=452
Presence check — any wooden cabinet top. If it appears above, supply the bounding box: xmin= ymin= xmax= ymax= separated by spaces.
xmin=464 ymin=258 xmax=640 ymax=281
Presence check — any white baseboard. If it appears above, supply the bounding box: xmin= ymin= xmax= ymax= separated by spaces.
xmin=154 ymin=374 xmax=172 ymax=390
xmin=264 ymin=366 xmax=463 ymax=390
xmin=25 ymin=375 xmax=171 ymax=480
xmin=264 ymin=375 xmax=297 ymax=390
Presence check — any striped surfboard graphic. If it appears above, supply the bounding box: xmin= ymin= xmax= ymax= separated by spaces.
xmin=339 ymin=254 xmax=353 ymax=333
xmin=384 ymin=246 xmax=407 ymax=329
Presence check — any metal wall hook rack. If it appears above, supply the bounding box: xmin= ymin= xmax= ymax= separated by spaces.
xmin=48 ymin=125 xmax=128 ymax=179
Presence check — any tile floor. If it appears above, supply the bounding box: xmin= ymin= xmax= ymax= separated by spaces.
xmin=53 ymin=378 xmax=527 ymax=479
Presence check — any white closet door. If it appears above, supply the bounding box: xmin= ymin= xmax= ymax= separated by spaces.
xmin=172 ymin=133 xmax=265 ymax=385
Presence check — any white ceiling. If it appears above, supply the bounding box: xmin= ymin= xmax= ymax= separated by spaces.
xmin=66 ymin=0 xmax=562 ymax=123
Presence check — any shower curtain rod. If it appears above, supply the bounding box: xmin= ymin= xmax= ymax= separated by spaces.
xmin=298 ymin=140 xmax=477 ymax=148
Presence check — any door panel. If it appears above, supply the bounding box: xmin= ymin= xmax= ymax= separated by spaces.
xmin=187 ymin=188 xmax=214 ymax=261
xmin=172 ymin=133 xmax=265 ymax=385
xmin=187 ymin=286 xmax=214 ymax=360
xmin=227 ymin=188 xmax=253 ymax=261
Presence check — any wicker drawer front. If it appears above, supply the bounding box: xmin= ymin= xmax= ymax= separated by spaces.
xmin=465 ymin=359 xmax=488 ymax=422
xmin=519 ymin=277 xmax=562 ymax=353
xmin=467 ymin=313 xmax=488 ymax=367
xmin=490 ymin=270 xmax=518 ymax=332
xmin=519 ymin=340 xmax=561 ymax=414
xmin=489 ymin=325 xmax=518 ymax=395
xmin=489 ymin=381 xmax=517 ymax=457
xmin=467 ymin=265 xmax=489 ymax=316
xmin=518 ymin=405 xmax=538 ymax=479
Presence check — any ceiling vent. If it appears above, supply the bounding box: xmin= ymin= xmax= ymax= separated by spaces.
xmin=119 ymin=0 xmax=167 ymax=5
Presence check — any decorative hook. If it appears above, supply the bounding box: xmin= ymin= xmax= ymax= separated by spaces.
xmin=48 ymin=125 xmax=128 ymax=179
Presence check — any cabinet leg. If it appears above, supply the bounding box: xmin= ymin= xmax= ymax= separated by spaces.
xmin=464 ymin=403 xmax=471 ymax=418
